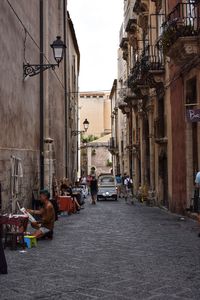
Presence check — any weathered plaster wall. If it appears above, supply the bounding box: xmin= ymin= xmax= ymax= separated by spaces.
xmin=90 ymin=145 xmax=112 ymax=176
xmin=0 ymin=0 xmax=73 ymax=211
xmin=0 ymin=0 xmax=40 ymax=211
xmin=170 ymin=75 xmax=187 ymax=213
xmin=43 ymin=0 xmax=66 ymax=183
xmin=79 ymin=93 xmax=111 ymax=138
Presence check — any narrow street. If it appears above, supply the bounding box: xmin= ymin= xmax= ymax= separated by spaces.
xmin=1 ymin=199 xmax=200 ymax=300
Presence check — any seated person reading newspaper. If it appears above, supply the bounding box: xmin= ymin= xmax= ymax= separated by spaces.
xmin=26 ymin=189 xmax=55 ymax=239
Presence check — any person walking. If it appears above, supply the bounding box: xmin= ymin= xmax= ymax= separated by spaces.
xmin=115 ymin=174 xmax=122 ymax=198
xmin=194 ymin=171 xmax=200 ymax=237
xmin=194 ymin=171 xmax=200 ymax=212
xmin=90 ymin=175 xmax=98 ymax=205
xmin=124 ymin=175 xmax=134 ymax=205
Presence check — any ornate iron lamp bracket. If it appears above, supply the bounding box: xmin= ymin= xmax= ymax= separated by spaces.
xmin=23 ymin=63 xmax=58 ymax=79
xmin=71 ymin=130 xmax=85 ymax=136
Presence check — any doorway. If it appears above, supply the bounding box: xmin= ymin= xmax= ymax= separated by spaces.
xmin=159 ymin=151 xmax=168 ymax=208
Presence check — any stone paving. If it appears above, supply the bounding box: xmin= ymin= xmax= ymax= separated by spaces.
xmin=1 ymin=199 xmax=200 ymax=300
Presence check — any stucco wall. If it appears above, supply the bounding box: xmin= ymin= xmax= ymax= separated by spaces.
xmin=79 ymin=93 xmax=111 ymax=138
xmin=0 ymin=0 xmax=40 ymax=211
xmin=66 ymin=15 xmax=79 ymax=181
xmin=43 ymin=0 xmax=66 ymax=183
xmin=170 ymin=75 xmax=187 ymax=213
xmin=0 ymin=0 xmax=74 ymax=211
xmin=89 ymin=146 xmax=112 ymax=176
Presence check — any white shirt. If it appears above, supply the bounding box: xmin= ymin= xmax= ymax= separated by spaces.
xmin=124 ymin=178 xmax=132 ymax=186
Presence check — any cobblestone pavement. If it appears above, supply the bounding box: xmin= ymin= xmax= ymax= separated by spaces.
xmin=1 ymin=199 xmax=200 ymax=300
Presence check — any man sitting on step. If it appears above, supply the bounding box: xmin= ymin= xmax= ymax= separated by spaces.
xmin=27 ymin=189 xmax=55 ymax=239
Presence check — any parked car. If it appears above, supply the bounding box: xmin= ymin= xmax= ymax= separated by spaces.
xmin=97 ymin=174 xmax=117 ymax=201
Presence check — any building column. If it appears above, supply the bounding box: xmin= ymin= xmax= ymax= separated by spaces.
xmin=87 ymin=147 xmax=92 ymax=175
xmin=139 ymin=114 xmax=145 ymax=186
xmin=148 ymin=104 xmax=155 ymax=190
xmin=129 ymin=108 xmax=133 ymax=178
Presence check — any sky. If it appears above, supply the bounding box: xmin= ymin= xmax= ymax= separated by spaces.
xmin=68 ymin=0 xmax=124 ymax=92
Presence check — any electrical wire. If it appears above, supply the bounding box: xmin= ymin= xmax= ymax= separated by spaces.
xmin=6 ymin=0 xmax=200 ymax=100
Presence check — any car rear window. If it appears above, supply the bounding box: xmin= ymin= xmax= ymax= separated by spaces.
xmin=99 ymin=177 xmax=114 ymax=184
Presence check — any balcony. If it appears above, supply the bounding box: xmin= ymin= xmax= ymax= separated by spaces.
xmin=146 ymin=45 xmax=164 ymax=73
xmin=128 ymin=52 xmax=150 ymax=97
xmin=124 ymin=87 xmax=139 ymax=107
xmin=108 ymin=137 xmax=118 ymax=155
xmin=133 ymin=0 xmax=149 ymax=14
xmin=128 ymin=60 xmax=143 ymax=89
xmin=160 ymin=1 xmax=200 ymax=65
xmin=119 ymin=25 xmax=129 ymax=61
xmin=128 ymin=45 xmax=165 ymax=96
xmin=118 ymin=99 xmax=131 ymax=115
xmin=124 ymin=0 xmax=137 ymax=33
xmin=145 ymin=45 xmax=165 ymax=90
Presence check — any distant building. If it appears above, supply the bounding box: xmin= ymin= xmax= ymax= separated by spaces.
xmin=79 ymin=91 xmax=112 ymax=176
xmin=79 ymin=92 xmax=111 ymax=138
xmin=109 ymin=78 xmax=129 ymax=177
xmin=81 ymin=134 xmax=112 ymax=176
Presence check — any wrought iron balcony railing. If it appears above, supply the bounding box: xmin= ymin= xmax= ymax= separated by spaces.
xmin=146 ymin=45 xmax=165 ymax=72
xmin=160 ymin=1 xmax=200 ymax=53
xmin=128 ymin=44 xmax=164 ymax=90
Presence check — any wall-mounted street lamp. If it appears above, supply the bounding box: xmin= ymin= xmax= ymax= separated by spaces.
xmin=72 ymin=119 xmax=90 ymax=136
xmin=23 ymin=36 xmax=66 ymax=78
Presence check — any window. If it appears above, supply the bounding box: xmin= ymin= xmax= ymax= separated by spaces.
xmin=100 ymin=177 xmax=114 ymax=183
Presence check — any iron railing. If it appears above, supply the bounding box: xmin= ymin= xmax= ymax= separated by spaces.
xmin=144 ymin=45 xmax=165 ymax=71
xmin=128 ymin=44 xmax=164 ymax=89
xmin=128 ymin=59 xmax=143 ymax=88
xmin=163 ymin=1 xmax=200 ymax=35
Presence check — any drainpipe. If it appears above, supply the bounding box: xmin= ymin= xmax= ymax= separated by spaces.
xmin=40 ymin=0 xmax=44 ymax=189
xmin=0 ymin=182 xmax=2 ymax=212
xmin=63 ymin=0 xmax=68 ymax=177
xmin=129 ymin=107 xmax=133 ymax=178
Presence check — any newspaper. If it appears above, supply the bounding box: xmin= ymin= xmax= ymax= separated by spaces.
xmin=16 ymin=202 xmax=36 ymax=223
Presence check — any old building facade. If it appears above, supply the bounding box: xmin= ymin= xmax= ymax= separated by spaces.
xmin=79 ymin=91 xmax=112 ymax=176
xmin=0 ymin=0 xmax=80 ymax=212
xmin=66 ymin=12 xmax=80 ymax=183
xmin=109 ymin=78 xmax=130 ymax=177
xmin=111 ymin=0 xmax=200 ymax=213
xmin=79 ymin=92 xmax=111 ymax=138
xmin=81 ymin=134 xmax=112 ymax=176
